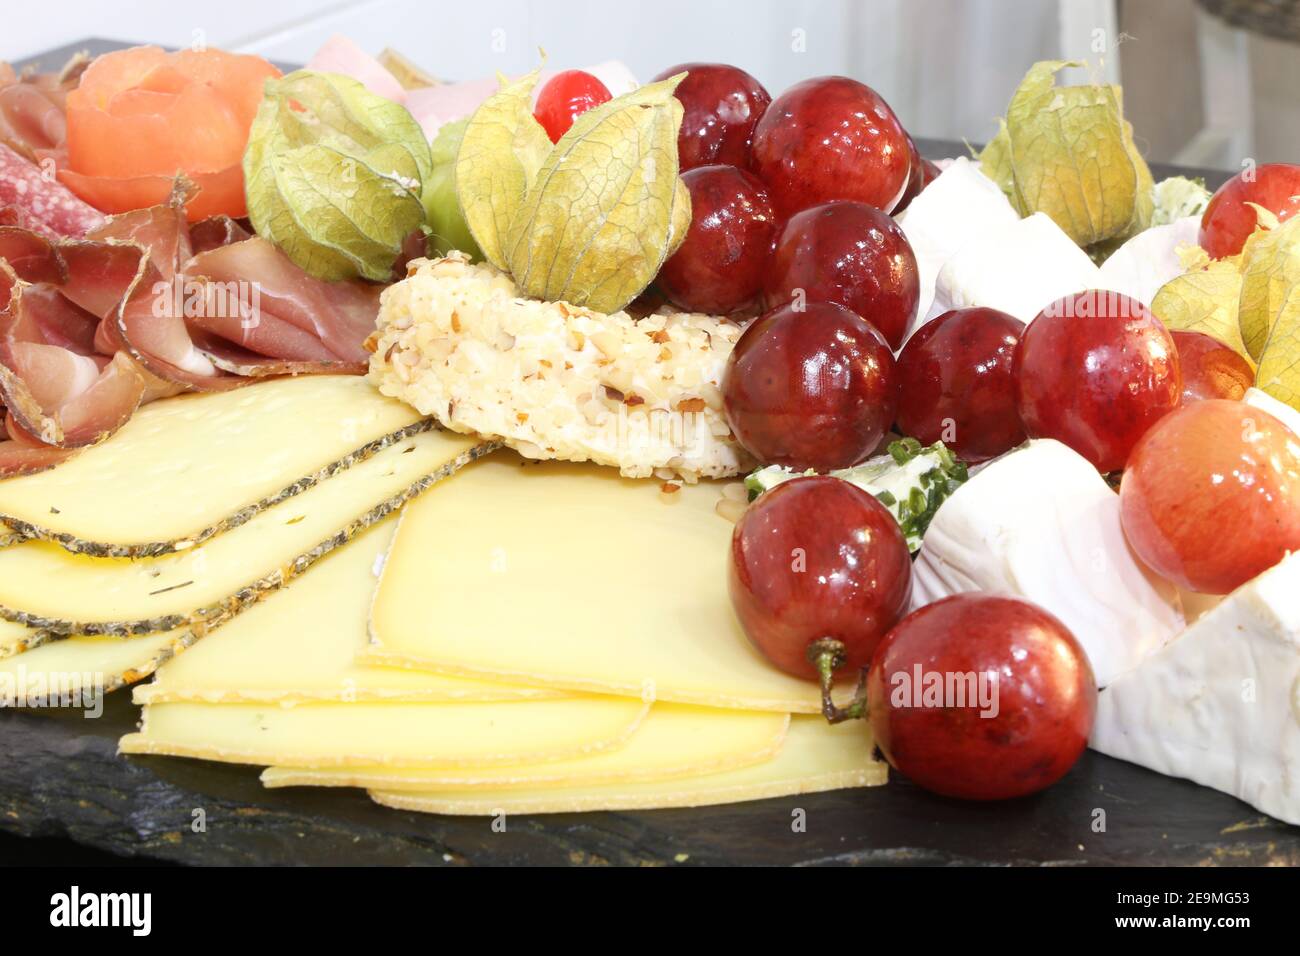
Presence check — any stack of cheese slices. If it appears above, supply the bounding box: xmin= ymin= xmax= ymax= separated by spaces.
xmin=0 ymin=376 xmax=884 ymax=815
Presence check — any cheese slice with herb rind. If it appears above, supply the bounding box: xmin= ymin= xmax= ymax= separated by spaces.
xmin=366 ymin=454 xmax=829 ymax=713
xmin=0 ymin=429 xmax=493 ymax=636
xmin=369 ymin=715 xmax=884 ymax=815
xmin=120 ymin=696 xmax=650 ymax=768
xmin=0 ymin=631 xmax=181 ymax=704
xmin=0 ymin=375 xmax=425 ymax=556
xmin=134 ymin=518 xmax=555 ymax=704
xmin=261 ymin=706 xmax=789 ymax=791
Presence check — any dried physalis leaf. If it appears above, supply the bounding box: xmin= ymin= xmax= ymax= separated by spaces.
xmin=506 ymin=75 xmax=688 ymax=314
xmin=455 ymin=70 xmax=553 ymax=271
xmin=1245 ymin=217 xmax=1300 ymax=408
xmin=979 ymin=60 xmax=1153 ymax=249
xmin=1152 ymin=258 xmax=1252 ymax=365
xmin=243 ymin=70 xmax=431 ymax=281
xmin=1238 ymin=212 xmax=1300 ymax=361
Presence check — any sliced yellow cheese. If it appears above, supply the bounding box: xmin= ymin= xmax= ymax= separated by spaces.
xmin=366 ymin=455 xmax=825 ymax=713
xmin=134 ymin=519 xmax=556 ymax=704
xmin=0 ymin=631 xmax=182 ymax=703
xmin=0 ymin=375 xmax=425 ymax=556
xmin=370 ymin=715 xmax=885 ymax=815
xmin=0 ymin=619 xmax=35 ymax=659
xmin=261 ymin=705 xmax=789 ymax=791
xmin=119 ymin=697 xmax=650 ymax=768
xmin=0 ymin=429 xmax=492 ymax=635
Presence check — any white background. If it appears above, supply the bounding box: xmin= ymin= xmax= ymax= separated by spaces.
xmin=7 ymin=0 xmax=1298 ymax=166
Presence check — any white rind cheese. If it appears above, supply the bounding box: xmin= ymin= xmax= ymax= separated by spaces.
xmin=922 ymin=212 xmax=1101 ymax=330
xmin=1091 ymin=552 xmax=1300 ymax=826
xmin=1245 ymin=387 xmax=1300 ymax=437
xmin=912 ymin=440 xmax=1184 ymax=686
xmin=896 ymin=157 xmax=1019 ymax=338
xmin=1095 ymin=216 xmax=1201 ymax=307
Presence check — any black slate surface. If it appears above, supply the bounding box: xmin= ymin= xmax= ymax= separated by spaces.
xmin=3 ymin=693 xmax=1298 ymax=866
xmin=1 ymin=40 xmax=1297 ymax=867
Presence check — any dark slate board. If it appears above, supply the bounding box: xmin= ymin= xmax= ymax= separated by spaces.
xmin=1 ymin=40 xmax=1297 ymax=867
xmin=3 ymin=693 xmax=1298 ymax=866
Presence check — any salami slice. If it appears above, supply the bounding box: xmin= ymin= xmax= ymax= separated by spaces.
xmin=0 ymin=142 xmax=103 ymax=239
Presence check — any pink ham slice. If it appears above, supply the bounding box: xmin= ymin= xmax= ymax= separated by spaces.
xmin=182 ymin=237 xmax=378 ymax=367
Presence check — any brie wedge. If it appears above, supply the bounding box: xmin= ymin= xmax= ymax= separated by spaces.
xmin=912 ymin=440 xmax=1184 ymax=686
xmin=1244 ymin=386 xmax=1300 ymax=437
xmin=1091 ymin=551 xmax=1300 ymax=826
xmin=1095 ymin=216 xmax=1201 ymax=307
xmin=921 ymin=213 xmax=1101 ymax=330
xmin=895 ymin=157 xmax=1019 ymax=340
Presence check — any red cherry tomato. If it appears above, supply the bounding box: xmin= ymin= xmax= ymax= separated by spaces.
xmin=533 ymin=70 xmax=612 ymax=143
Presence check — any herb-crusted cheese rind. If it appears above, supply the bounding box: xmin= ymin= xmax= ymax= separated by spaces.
xmin=0 ymin=431 xmax=495 ymax=638
xmin=0 ymin=375 xmax=428 ymax=557
xmin=368 ymin=253 xmax=754 ymax=481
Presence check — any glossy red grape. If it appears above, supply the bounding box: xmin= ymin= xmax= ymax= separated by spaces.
xmin=749 ymin=76 xmax=910 ymax=218
xmin=1121 ymin=399 xmax=1300 ymax=594
xmin=896 ymin=308 xmax=1026 ymax=463
xmin=1014 ymin=290 xmax=1181 ymax=472
xmin=1171 ymin=329 xmax=1254 ymax=403
xmin=919 ymin=157 xmax=941 ymax=189
xmin=729 ymin=475 xmax=912 ymax=679
xmin=761 ymin=200 xmax=919 ymax=350
xmin=891 ymin=136 xmax=927 ymax=214
xmin=657 ymin=165 xmax=778 ymax=314
xmin=652 ymin=62 xmax=771 ymax=170
xmin=866 ymin=593 xmax=1096 ymax=801
xmin=1200 ymin=162 xmax=1300 ymax=259
xmin=533 ymin=70 xmax=611 ymax=143
xmin=723 ymin=301 xmax=898 ymax=471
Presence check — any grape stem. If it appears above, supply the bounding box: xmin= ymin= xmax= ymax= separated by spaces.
xmin=807 ymin=637 xmax=869 ymax=724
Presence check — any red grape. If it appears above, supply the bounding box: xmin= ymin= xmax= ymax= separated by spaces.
xmin=657 ymin=165 xmax=778 ymax=315
xmin=533 ymin=70 xmax=611 ymax=142
xmin=919 ymin=157 xmax=941 ymax=189
xmin=866 ymin=593 xmax=1096 ymax=800
xmin=729 ymin=475 xmax=912 ymax=679
xmin=723 ymin=301 xmax=898 ymax=471
xmin=749 ymin=76 xmax=910 ymax=218
xmin=1014 ymin=290 xmax=1181 ymax=472
xmin=652 ymin=63 xmax=771 ymax=170
xmin=1171 ymin=329 xmax=1254 ymax=403
xmin=891 ymin=135 xmax=926 ymax=214
xmin=896 ymin=308 xmax=1026 ymax=463
xmin=1120 ymin=399 xmax=1300 ymax=594
xmin=761 ymin=200 xmax=919 ymax=350
xmin=1200 ymin=162 xmax=1300 ymax=259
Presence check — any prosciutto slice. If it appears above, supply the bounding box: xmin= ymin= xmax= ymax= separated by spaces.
xmin=0 ymin=89 xmax=385 ymax=473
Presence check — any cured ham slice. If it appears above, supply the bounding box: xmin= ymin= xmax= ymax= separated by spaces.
xmin=0 ymin=140 xmax=383 ymax=471
xmin=183 ymin=238 xmax=378 ymax=366
xmin=188 ymin=215 xmax=250 ymax=255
